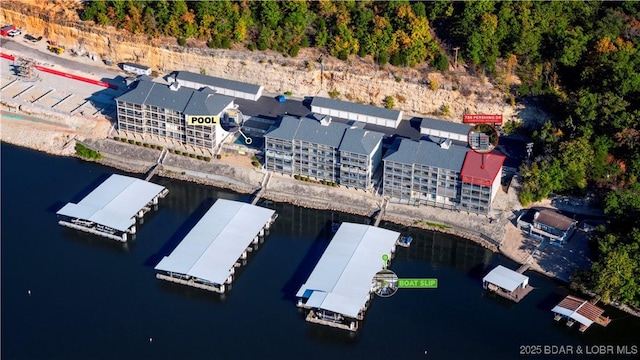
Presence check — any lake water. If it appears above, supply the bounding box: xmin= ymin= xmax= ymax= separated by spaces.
xmin=1 ymin=143 xmax=639 ymax=360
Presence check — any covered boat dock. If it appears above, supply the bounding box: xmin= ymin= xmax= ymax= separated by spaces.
xmin=296 ymin=223 xmax=400 ymax=331
xmin=482 ymin=265 xmax=532 ymax=302
xmin=551 ymin=295 xmax=611 ymax=332
xmin=154 ymin=199 xmax=277 ymax=294
xmin=56 ymin=174 xmax=168 ymax=242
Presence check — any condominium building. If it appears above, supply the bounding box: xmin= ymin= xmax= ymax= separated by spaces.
xmin=459 ymin=151 xmax=505 ymax=214
xmin=264 ymin=115 xmax=383 ymax=190
xmin=382 ymin=138 xmax=505 ymax=214
xmin=115 ymin=79 xmax=235 ymax=151
xmin=383 ymin=138 xmax=468 ymax=209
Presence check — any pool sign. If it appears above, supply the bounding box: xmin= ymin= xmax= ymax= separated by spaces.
xmin=187 ymin=115 xmax=219 ymax=126
xmin=463 ymin=114 xmax=503 ymax=124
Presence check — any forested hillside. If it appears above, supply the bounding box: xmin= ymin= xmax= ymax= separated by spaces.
xmin=78 ymin=1 xmax=640 ymax=307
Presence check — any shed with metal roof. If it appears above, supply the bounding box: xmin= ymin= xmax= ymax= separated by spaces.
xmin=420 ymin=117 xmax=471 ymax=142
xmin=311 ymin=97 xmax=403 ymax=128
xmin=168 ymin=71 xmax=264 ymax=101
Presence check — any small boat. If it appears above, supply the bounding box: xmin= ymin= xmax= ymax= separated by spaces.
xmin=396 ymin=236 xmax=413 ymax=247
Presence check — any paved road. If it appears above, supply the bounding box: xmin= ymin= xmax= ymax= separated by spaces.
xmin=1 ymin=109 xmax=71 ymax=128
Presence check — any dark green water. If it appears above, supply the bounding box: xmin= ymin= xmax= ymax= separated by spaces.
xmin=1 ymin=143 xmax=639 ymax=360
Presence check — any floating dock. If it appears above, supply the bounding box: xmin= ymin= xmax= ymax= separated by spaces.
xmin=296 ymin=223 xmax=400 ymax=331
xmin=154 ymin=199 xmax=277 ymax=294
xmin=56 ymin=174 xmax=168 ymax=242
xmin=482 ymin=265 xmax=533 ymax=303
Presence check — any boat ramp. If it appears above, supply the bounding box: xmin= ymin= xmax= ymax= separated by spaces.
xmin=56 ymin=174 xmax=168 ymax=242
xmin=154 ymin=199 xmax=277 ymax=294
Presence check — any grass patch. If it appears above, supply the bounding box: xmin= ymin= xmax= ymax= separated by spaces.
xmin=75 ymin=143 xmax=102 ymax=160
xmin=414 ymin=220 xmax=451 ymax=229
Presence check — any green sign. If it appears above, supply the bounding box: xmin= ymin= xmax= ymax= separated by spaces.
xmin=398 ymin=278 xmax=438 ymax=289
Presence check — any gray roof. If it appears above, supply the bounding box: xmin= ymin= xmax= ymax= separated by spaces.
xmin=174 ymin=71 xmax=262 ymax=95
xmin=264 ymin=116 xmax=301 ymax=141
xmin=122 ymin=62 xmax=150 ymax=70
xmin=265 ymin=116 xmax=383 ymax=155
xmin=421 ymin=117 xmax=471 ymax=135
xmin=56 ymin=174 xmax=166 ymax=232
xmin=339 ymin=128 xmax=383 ymax=155
xmin=384 ymin=138 xmax=469 ymax=171
xmin=116 ymin=80 xmax=233 ymax=115
xmin=482 ymin=265 xmax=529 ymax=292
xmin=311 ymin=97 xmax=402 ymax=121
xmin=296 ymin=223 xmax=400 ymax=318
xmin=154 ymin=199 xmax=275 ymax=285
xmin=265 ymin=115 xmax=349 ymax=149
xmin=296 ymin=117 xmax=349 ymax=148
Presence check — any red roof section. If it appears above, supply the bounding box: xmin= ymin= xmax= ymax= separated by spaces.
xmin=460 ymin=151 xmax=505 ymax=187
xmin=556 ymin=295 xmax=605 ymax=322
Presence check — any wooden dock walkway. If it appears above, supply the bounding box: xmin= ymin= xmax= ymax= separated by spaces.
xmin=373 ymin=198 xmax=388 ymax=227
xmin=517 ymin=263 xmax=530 ymax=274
xmin=251 ymin=172 xmax=271 ymax=205
xmin=144 ymin=148 xmax=167 ymax=181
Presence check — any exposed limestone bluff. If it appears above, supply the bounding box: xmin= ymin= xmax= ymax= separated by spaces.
xmin=1 ymin=1 xmax=519 ymax=122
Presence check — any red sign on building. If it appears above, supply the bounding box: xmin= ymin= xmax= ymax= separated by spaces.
xmin=463 ymin=114 xmax=503 ymax=124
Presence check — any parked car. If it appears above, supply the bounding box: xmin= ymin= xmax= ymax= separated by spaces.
xmin=276 ymin=95 xmax=286 ymax=103
xmin=8 ymin=29 xmax=21 ymax=37
xmin=24 ymin=34 xmax=42 ymax=42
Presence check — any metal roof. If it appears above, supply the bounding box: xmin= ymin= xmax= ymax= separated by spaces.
xmin=384 ymin=138 xmax=469 ymax=171
xmin=265 ymin=116 xmax=383 ymax=155
xmin=56 ymin=174 xmax=166 ymax=232
xmin=296 ymin=223 xmax=400 ymax=318
xmin=122 ymin=62 xmax=150 ymax=71
xmin=154 ymin=199 xmax=275 ymax=285
xmin=460 ymin=151 xmax=506 ymax=187
xmin=420 ymin=117 xmax=471 ymax=135
xmin=551 ymin=295 xmax=605 ymax=327
xmin=115 ymin=80 xmax=233 ymax=115
xmin=311 ymin=97 xmax=402 ymax=121
xmin=173 ymin=71 xmax=262 ymax=96
xmin=340 ymin=128 xmax=383 ymax=155
xmin=482 ymin=265 xmax=529 ymax=292
xmin=295 ymin=116 xmax=349 ymax=148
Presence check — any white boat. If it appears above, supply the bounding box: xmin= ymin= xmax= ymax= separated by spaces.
xmin=396 ymin=236 xmax=413 ymax=247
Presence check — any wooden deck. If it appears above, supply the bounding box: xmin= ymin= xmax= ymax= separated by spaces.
xmin=486 ymin=283 xmax=533 ymax=303
xmin=305 ymin=310 xmax=358 ymax=331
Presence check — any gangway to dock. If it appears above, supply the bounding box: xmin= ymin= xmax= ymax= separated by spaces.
xmin=144 ymin=149 xmax=167 ymax=181
xmin=251 ymin=171 xmax=271 ymax=205
xmin=373 ymin=198 xmax=388 ymax=227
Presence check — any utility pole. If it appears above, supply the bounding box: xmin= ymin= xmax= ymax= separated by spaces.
xmin=452 ymin=47 xmax=460 ymax=69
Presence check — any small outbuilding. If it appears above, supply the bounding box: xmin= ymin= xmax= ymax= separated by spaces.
xmin=482 ymin=265 xmax=532 ymax=302
xmin=530 ymin=209 xmax=577 ymax=246
xmin=122 ymin=62 xmax=152 ymax=76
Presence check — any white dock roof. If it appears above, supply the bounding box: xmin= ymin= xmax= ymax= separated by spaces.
xmin=483 ymin=265 xmax=529 ymax=292
xmin=154 ymin=199 xmax=275 ymax=285
xmin=56 ymin=174 xmax=166 ymax=232
xmin=296 ymin=223 xmax=400 ymax=318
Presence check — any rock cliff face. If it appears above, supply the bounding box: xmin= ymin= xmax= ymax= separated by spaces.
xmin=1 ymin=2 xmax=517 ymax=121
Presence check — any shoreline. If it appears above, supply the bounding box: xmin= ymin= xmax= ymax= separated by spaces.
xmin=3 ymin=134 xmax=640 ymax=318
